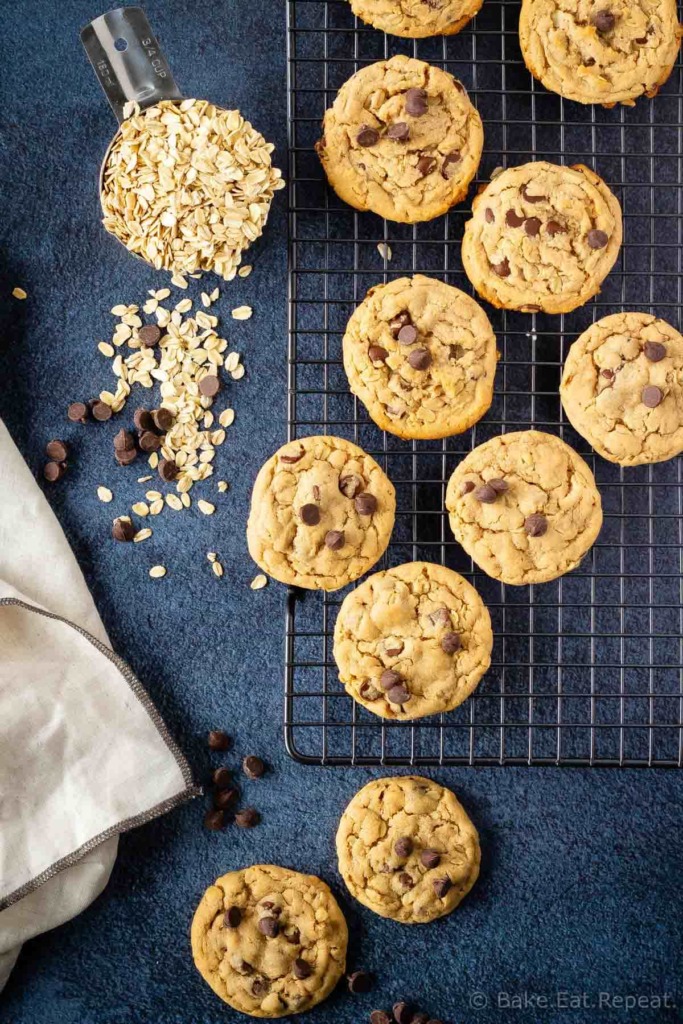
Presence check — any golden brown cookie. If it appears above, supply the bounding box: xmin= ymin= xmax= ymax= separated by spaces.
xmin=520 ymin=0 xmax=682 ymax=107
xmin=246 ymin=436 xmax=396 ymax=591
xmin=348 ymin=0 xmax=484 ymax=37
xmin=342 ymin=275 xmax=498 ymax=440
xmin=336 ymin=776 xmax=480 ymax=924
xmin=446 ymin=430 xmax=603 ymax=585
xmin=191 ymin=865 xmax=348 ymax=1017
xmin=560 ymin=312 xmax=683 ymax=466
xmin=333 ymin=562 xmax=492 ymax=720
xmin=317 ymin=55 xmax=484 ymax=223
xmin=461 ymin=161 xmax=622 ymax=314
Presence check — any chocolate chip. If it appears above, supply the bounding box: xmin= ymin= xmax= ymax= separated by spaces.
xmin=405 ymin=87 xmax=428 ymax=116
xmin=252 ymin=979 xmax=270 ymax=996
xmin=587 ymin=229 xmax=609 ymax=249
xmin=90 ymin=400 xmax=112 ymax=422
xmin=525 ymin=217 xmax=542 ymax=237
xmin=397 ymin=872 xmax=414 ymax=888
xmin=347 ymin=971 xmax=373 ymax=994
xmin=208 ymin=730 xmax=231 ymax=751
xmin=138 ymin=324 xmax=161 ymax=347
xmin=387 ymin=684 xmax=410 ymax=705
xmin=325 ymin=529 xmax=345 ymax=550
xmin=214 ymin=787 xmax=238 ymax=810
xmin=115 ymin=446 xmax=138 ymax=466
xmin=474 ymin=483 xmax=498 ymax=503
xmin=491 ymin=257 xmax=511 ymax=278
xmin=46 ymin=439 xmax=68 ymax=461
xmin=430 ymin=607 xmax=450 ymax=627
xmin=635 ymin=34 xmax=649 ymax=44
xmin=152 ymin=407 xmax=174 ymax=432
xmin=489 ymin=478 xmax=509 ymax=494
xmin=441 ymin=632 xmax=461 ymax=654
xmin=524 ymin=513 xmax=548 ymax=537
xmin=235 ymin=807 xmax=260 ymax=828
xmin=642 ymin=384 xmax=663 ymax=408
xmin=284 ymin=925 xmax=301 ymax=944
xmin=460 ymin=480 xmax=475 ymax=496
xmin=380 ymin=669 xmax=402 ymax=691
xmin=339 ymin=473 xmax=364 ymax=498
xmin=258 ymin=916 xmax=279 ymax=938
xmin=485 ymin=207 xmax=495 ymax=223
xmin=224 ymin=906 xmax=241 ymax=928
xmin=67 ymin=401 xmax=89 ymax=423
xmin=240 ymin=960 xmax=255 ymax=976
xmin=505 ymin=209 xmax=525 ymax=228
xmin=449 ymin=343 xmax=464 ymax=360
xmin=112 ymin=518 xmax=135 ymax=542
xmin=369 ymin=345 xmax=389 ymax=363
xmin=113 ymin=429 xmax=134 ymax=452
xmin=644 ymin=341 xmax=666 ymax=362
xmin=387 ymin=121 xmax=410 ymax=141
xmin=521 ymin=185 xmax=546 ymax=203
xmin=281 ymin=447 xmax=305 ymax=464
xmin=243 ymin=755 xmax=266 ymax=779
xmin=389 ymin=311 xmax=412 ymax=336
xmin=199 ymin=375 xmax=221 ymax=397
xmin=420 ymin=848 xmax=441 ymax=869
xmin=158 ymin=458 xmax=178 ymax=482
xmin=355 ymin=492 xmax=377 ymax=516
xmin=592 ymin=9 xmax=615 ymax=32
xmin=417 ymin=155 xmax=436 ymax=177
xmin=601 ymin=368 xmax=615 ymax=380
xmin=360 ymin=681 xmax=381 ymax=701
xmin=213 ymin=767 xmax=232 ymax=788
xmin=293 ymin=958 xmax=312 ymax=979
xmin=204 ymin=809 xmax=225 ymax=831
xmin=411 ymin=1015 xmax=430 ymax=1024
xmin=407 ymin=348 xmax=430 ymax=371
xmin=371 ymin=1013 xmax=392 ymax=1024
xmin=357 ymin=125 xmax=379 ymax=147
xmin=398 ymin=324 xmax=418 ymax=346
xmin=134 ymin=408 xmax=155 ymax=432
xmin=299 ymin=503 xmax=320 ymax=526
xmin=139 ymin=430 xmax=162 ymax=452
xmin=433 ymin=876 xmax=452 ymax=898
xmin=394 ymin=837 xmax=413 ymax=857
xmin=43 ymin=461 xmax=66 ymax=482
xmin=546 ymin=220 xmax=565 ymax=236
xmin=394 ymin=1002 xmax=413 ymax=1024
xmin=441 ymin=151 xmax=461 ymax=178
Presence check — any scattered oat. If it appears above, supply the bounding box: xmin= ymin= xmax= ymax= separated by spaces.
xmin=165 ymin=493 xmax=183 ymax=511
xmin=97 ymin=486 xmax=113 ymax=503
xmin=200 ymin=292 xmax=211 ymax=308
xmin=377 ymin=241 xmax=392 ymax=261
xmin=237 ymin=265 xmax=252 ymax=279
xmin=198 ymin=499 xmax=215 ymax=515
xmin=171 ymin=273 xmax=188 ymax=289
xmin=217 ymin=480 xmax=229 ymax=493
xmin=149 ymin=499 xmax=164 ymax=516
xmin=225 ymin=352 xmax=240 ymax=373
xmin=212 ymin=561 xmax=224 ymax=578
xmin=12 ymin=287 xmax=27 ymax=300
xmin=250 ymin=574 xmax=268 ymax=590
xmin=175 ymin=297 xmax=192 ymax=314
xmin=210 ymin=287 xmax=220 ymax=301
xmin=145 ymin=490 xmax=162 ymax=501
xmin=207 ymin=551 xmax=217 ymax=562
xmin=149 ymin=565 xmax=167 ymax=579
xmin=134 ymin=528 xmax=152 ymax=543
xmin=219 ymin=408 xmax=235 ymax=428
xmin=231 ymin=305 xmax=253 ymax=321
xmin=111 ymin=304 xmax=130 ymax=317
xmin=148 ymin=452 xmax=159 ymax=470
xmin=137 ymin=475 xmax=153 ymax=483
xmin=231 ymin=364 xmax=246 ymax=381
xmin=181 ymin=493 xmax=191 ymax=508
xmin=132 ymin=501 xmax=149 ymax=517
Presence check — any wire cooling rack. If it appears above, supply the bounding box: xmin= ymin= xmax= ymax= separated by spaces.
xmin=284 ymin=0 xmax=683 ymax=766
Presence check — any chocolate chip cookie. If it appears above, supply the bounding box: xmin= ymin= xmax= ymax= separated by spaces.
xmin=333 ymin=562 xmax=492 ymax=719
xmin=191 ymin=865 xmax=348 ymax=1017
xmin=461 ymin=161 xmax=622 ymax=314
xmin=348 ymin=0 xmax=484 ymax=38
xmin=446 ymin=430 xmax=603 ymax=585
xmin=560 ymin=312 xmax=683 ymax=465
xmin=316 ymin=55 xmax=484 ymax=223
xmin=246 ymin=436 xmax=396 ymax=591
xmin=520 ymin=0 xmax=682 ymax=107
xmin=336 ymin=776 xmax=480 ymax=924
xmin=343 ymin=275 xmax=498 ymax=439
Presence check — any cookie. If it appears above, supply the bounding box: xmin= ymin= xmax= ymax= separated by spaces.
xmin=461 ymin=161 xmax=622 ymax=314
xmin=560 ymin=312 xmax=683 ymax=466
xmin=446 ymin=430 xmax=603 ymax=585
xmin=342 ymin=275 xmax=498 ymax=440
xmin=191 ymin=864 xmax=348 ymax=1017
xmin=520 ymin=0 xmax=682 ymax=108
xmin=348 ymin=0 xmax=484 ymax=38
xmin=316 ymin=55 xmax=484 ymax=223
xmin=333 ymin=562 xmax=492 ymax=720
xmin=336 ymin=776 xmax=480 ymax=924
xmin=246 ymin=435 xmax=396 ymax=591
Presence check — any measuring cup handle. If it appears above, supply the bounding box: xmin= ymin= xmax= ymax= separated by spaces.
xmin=81 ymin=6 xmax=183 ymax=124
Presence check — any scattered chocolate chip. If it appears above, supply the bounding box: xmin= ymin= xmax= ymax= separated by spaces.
xmin=601 ymin=368 xmax=615 ymax=380
xmin=505 ymin=209 xmax=525 ymax=228
xmin=252 ymin=979 xmax=270 ymax=996
xmin=489 ymin=477 xmax=509 ymax=494
xmin=525 ymin=217 xmax=542 ymax=237
xmin=347 ymin=971 xmax=373 ymax=994
xmin=491 ymin=257 xmax=511 ymax=278
xmin=281 ymin=447 xmax=305 ymax=464
xmin=325 ymin=529 xmax=345 ymax=550
xmin=389 ymin=311 xmax=412 ymax=336
xmin=380 ymin=669 xmax=402 ymax=691
xmin=405 ymin=87 xmax=428 ymax=116
xmin=433 ymin=877 xmax=452 ymax=898
xmin=258 ymin=916 xmax=279 ymax=938
xmin=158 ymin=458 xmax=178 ymax=482
xmin=112 ymin=518 xmax=135 ymax=542
xmin=521 ymin=185 xmax=546 ymax=203
xmin=546 ymin=220 xmax=565 ymax=236
xmin=235 ymin=807 xmax=260 ymax=828
xmin=113 ymin=429 xmax=134 ymax=452
xmin=644 ymin=341 xmax=666 ymax=362
xmin=355 ymin=492 xmax=377 ymax=516
xmin=369 ymin=345 xmax=389 ymax=363
xmin=411 ymin=1014 xmax=430 ymax=1024
xmin=214 ymin=787 xmax=238 ymax=810
xmin=208 ymin=730 xmax=231 ymax=751
xmin=460 ymin=480 xmax=475 ymax=495
xmin=67 ymin=401 xmax=89 ymax=423
xmin=485 ymin=207 xmax=495 ymax=224
xmin=224 ymin=906 xmax=241 ymax=928
xmin=387 ymin=684 xmax=410 ymax=705
xmin=394 ymin=836 xmax=413 ymax=857
xmin=371 ymin=1012 xmax=392 ymax=1024
xmin=642 ymin=384 xmax=663 ymax=408
xmin=441 ymin=151 xmax=461 ymax=178
xmin=213 ymin=767 xmax=232 ymax=788
xmin=90 ymin=400 xmax=112 ymax=422
xmin=398 ymin=324 xmax=418 ymax=346
xmin=420 ymin=848 xmax=441 ymax=869
xmin=587 ymin=229 xmax=609 ymax=249
xmin=592 ymin=9 xmax=615 ymax=32
xmin=474 ymin=483 xmax=498 ymax=503
xmin=417 ymin=155 xmax=437 ymax=177
xmin=46 ymin=439 xmax=68 ymax=461
xmin=387 ymin=121 xmax=410 ymax=141
xmin=339 ymin=473 xmax=364 ymax=498
xmin=397 ymin=872 xmax=414 ymax=888
xmin=199 ymin=375 xmax=221 ymax=398
xmin=394 ymin=1003 xmax=413 ymax=1024
xmin=43 ymin=461 xmax=66 ymax=482
xmin=138 ymin=324 xmax=161 ymax=347
xmin=243 ymin=755 xmax=266 ymax=779
xmin=441 ymin=632 xmax=462 ymax=654
xmin=139 ymin=430 xmax=162 ymax=452
xmin=408 ymin=348 xmax=431 ymax=370
xmin=524 ymin=513 xmax=548 ymax=537
xmin=204 ymin=809 xmax=225 ymax=831
xmin=152 ymin=407 xmax=174 ymax=432
xmin=133 ymin=408 xmax=155 ymax=432
xmin=115 ymin=446 xmax=137 ymax=466
xmin=293 ymin=958 xmax=312 ymax=979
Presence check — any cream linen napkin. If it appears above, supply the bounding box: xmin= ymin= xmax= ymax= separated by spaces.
xmin=0 ymin=420 xmax=197 ymax=989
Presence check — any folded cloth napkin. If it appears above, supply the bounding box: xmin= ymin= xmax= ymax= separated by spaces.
xmin=0 ymin=420 xmax=197 ymax=989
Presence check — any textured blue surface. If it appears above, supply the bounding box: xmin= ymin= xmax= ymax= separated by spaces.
xmin=1 ymin=2 xmax=682 ymax=1023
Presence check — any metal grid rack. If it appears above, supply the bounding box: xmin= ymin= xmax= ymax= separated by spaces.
xmin=284 ymin=0 xmax=683 ymax=767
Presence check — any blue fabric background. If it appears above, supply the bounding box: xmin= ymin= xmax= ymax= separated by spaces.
xmin=1 ymin=2 xmax=682 ymax=1023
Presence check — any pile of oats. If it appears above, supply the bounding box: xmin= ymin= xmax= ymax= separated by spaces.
xmin=100 ymin=99 xmax=284 ymax=280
